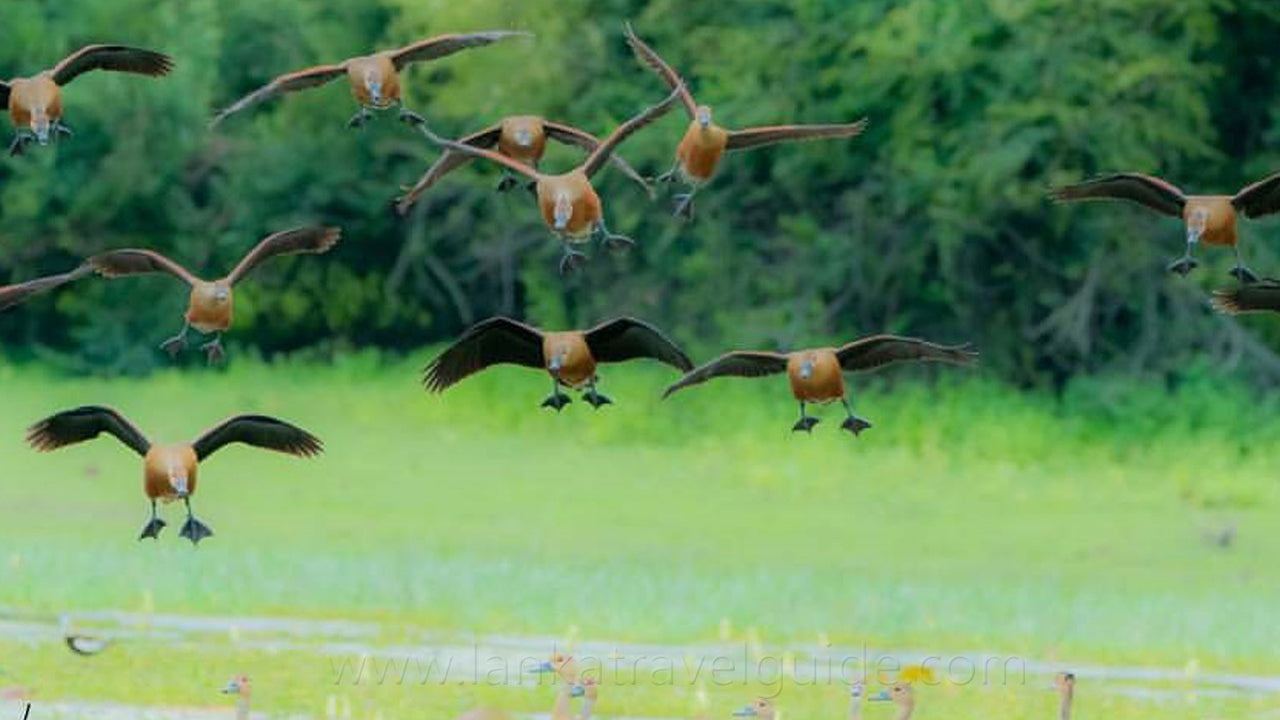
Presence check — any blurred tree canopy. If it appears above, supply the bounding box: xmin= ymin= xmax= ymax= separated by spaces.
xmin=3 ymin=0 xmax=1280 ymax=384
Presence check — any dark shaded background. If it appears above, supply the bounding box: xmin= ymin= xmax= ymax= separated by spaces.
xmin=3 ymin=0 xmax=1280 ymax=385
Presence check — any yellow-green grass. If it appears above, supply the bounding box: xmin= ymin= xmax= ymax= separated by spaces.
xmin=0 ymin=354 xmax=1277 ymax=717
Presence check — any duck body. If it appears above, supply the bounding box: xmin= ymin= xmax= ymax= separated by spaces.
xmin=543 ymin=331 xmax=597 ymax=389
xmin=345 ymin=54 xmax=401 ymax=109
xmin=499 ymin=115 xmax=549 ymax=164
xmin=185 ymin=281 xmax=233 ymax=334
xmin=787 ymin=349 xmax=845 ymax=404
xmin=7 ymin=74 xmax=63 ymax=139
xmin=676 ymin=118 xmax=729 ymax=183
xmin=537 ymin=171 xmax=603 ymax=242
xmin=143 ymin=444 xmax=199 ymax=502
xmin=1184 ymin=196 xmax=1238 ymax=246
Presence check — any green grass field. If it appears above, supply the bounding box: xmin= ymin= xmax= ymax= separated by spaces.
xmin=1 ymin=353 xmax=1278 ymax=719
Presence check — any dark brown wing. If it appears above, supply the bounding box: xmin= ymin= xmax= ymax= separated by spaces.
xmin=1232 ymin=171 xmax=1280 ymax=219
xmin=51 ymin=44 xmax=173 ymax=86
xmin=1211 ymin=280 xmax=1280 ymax=315
xmin=584 ymin=317 xmax=693 ymax=371
xmin=191 ymin=415 xmax=322 ymax=461
xmin=662 ymin=351 xmax=789 ymax=399
xmin=725 ymin=120 xmax=868 ymax=151
xmin=1049 ymin=173 xmax=1187 ymax=217
xmin=581 ymin=85 xmax=684 ymax=179
xmin=423 ymin=317 xmax=546 ymax=393
xmin=623 ymin=22 xmax=697 ymax=117
xmin=413 ymin=125 xmax=542 ymax=181
xmin=0 ymin=266 xmax=90 ymax=312
xmin=224 ymin=227 xmax=340 ymax=285
xmin=543 ymin=121 xmax=651 ymax=194
xmin=87 ymin=249 xmax=199 ymax=285
xmin=26 ymin=405 xmax=151 ymax=457
xmin=389 ymin=31 xmax=531 ymax=71
xmin=836 ymin=335 xmax=978 ymax=372
xmin=394 ymin=124 xmax=503 ymax=215
xmin=0 ymin=81 xmax=10 ymax=106
xmin=210 ymin=64 xmax=347 ymax=127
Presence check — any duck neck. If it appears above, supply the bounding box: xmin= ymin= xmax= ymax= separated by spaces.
xmin=236 ymin=695 xmax=251 ymax=720
xmin=1058 ymin=689 xmax=1072 ymax=720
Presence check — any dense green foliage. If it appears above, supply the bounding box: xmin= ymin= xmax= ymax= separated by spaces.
xmin=4 ymin=0 xmax=1280 ymax=383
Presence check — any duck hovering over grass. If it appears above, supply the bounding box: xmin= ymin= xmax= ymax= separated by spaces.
xmin=210 ymin=31 xmax=529 ymax=130
xmin=408 ymin=86 xmax=683 ymax=274
xmin=88 ymin=226 xmax=340 ymax=363
xmin=0 ymin=265 xmax=90 ymax=312
xmin=868 ymin=683 xmax=914 ymax=720
xmin=425 ymin=316 xmax=693 ymax=410
xmin=395 ymin=115 xmax=650 ymax=213
xmin=664 ymin=335 xmax=976 ymax=435
xmin=26 ymin=406 xmax=322 ymax=544
xmin=1211 ymin=278 xmax=1280 ymax=315
xmin=3 ymin=44 xmax=172 ymax=156
xmin=1051 ymin=171 xmax=1280 ymax=282
xmin=624 ymin=23 xmax=867 ymax=220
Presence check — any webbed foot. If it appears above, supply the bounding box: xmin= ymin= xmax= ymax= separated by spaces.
xmin=841 ymin=415 xmax=873 ymax=436
xmin=541 ymin=393 xmax=572 ymax=412
xmin=138 ymin=517 xmax=167 ymax=541
xmin=1167 ymin=255 xmax=1199 ymax=277
xmin=791 ymin=416 xmax=820 ymax=433
xmin=559 ymin=249 xmax=589 ymax=275
xmin=583 ymin=390 xmax=613 ymax=409
xmin=179 ymin=516 xmax=214 ymax=545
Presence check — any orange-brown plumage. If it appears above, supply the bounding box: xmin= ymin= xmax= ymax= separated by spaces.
xmin=424 ymin=316 xmax=693 ymax=410
xmin=1051 ymin=171 xmax=1280 ymax=280
xmin=88 ymin=227 xmax=339 ymax=363
xmin=395 ymin=116 xmax=650 ymax=215
xmin=411 ymin=87 xmax=682 ymax=272
xmin=26 ymin=406 xmax=322 ymax=544
xmin=210 ymin=31 xmax=528 ymax=128
xmin=624 ymin=23 xmax=866 ymax=218
xmin=3 ymin=44 xmax=172 ymax=155
xmin=665 ymin=335 xmax=977 ymax=435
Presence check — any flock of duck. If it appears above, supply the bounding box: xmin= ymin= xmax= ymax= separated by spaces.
xmin=0 ymin=22 xmax=1260 ymax=716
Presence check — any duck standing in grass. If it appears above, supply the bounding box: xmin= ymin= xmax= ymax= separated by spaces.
xmin=26 ymin=406 xmax=322 ymax=544
xmin=210 ymin=31 xmax=529 ymax=129
xmin=624 ymin=23 xmax=867 ymax=219
xmin=425 ymin=316 xmax=693 ymax=410
xmin=3 ymin=44 xmax=173 ymax=156
xmin=395 ymin=115 xmax=650 ymax=213
xmin=88 ymin=226 xmax=340 ymax=363
xmin=868 ymin=683 xmax=913 ymax=720
xmin=0 ymin=265 xmax=91 ymax=312
xmin=664 ymin=334 xmax=977 ymax=435
xmin=1054 ymin=672 xmax=1075 ymax=720
xmin=1051 ymin=171 xmax=1280 ymax=282
xmin=222 ymin=675 xmax=252 ymax=720
xmin=408 ymin=86 xmax=683 ymax=273
xmin=732 ymin=698 xmax=776 ymax=720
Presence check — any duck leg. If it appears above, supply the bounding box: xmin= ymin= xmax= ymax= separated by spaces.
xmin=582 ymin=380 xmax=613 ymax=409
xmin=558 ymin=244 xmax=589 ymax=275
xmin=178 ymin=497 xmax=214 ymax=545
xmin=396 ymin=103 xmax=425 ymax=127
xmin=346 ymin=107 xmax=374 ymax=130
xmin=200 ymin=333 xmax=225 ymax=365
xmin=654 ymin=161 xmax=680 ymax=184
xmin=791 ymin=401 xmax=820 ymax=433
xmin=1230 ymin=244 xmax=1259 ymax=284
xmin=541 ymin=377 xmax=572 ymax=412
xmin=672 ymin=187 xmax=699 ymax=220
xmin=7 ymin=132 xmax=33 ymax=157
xmin=1167 ymin=233 xmax=1200 ymax=277
xmin=160 ymin=323 xmax=189 ymax=358
xmin=138 ymin=500 xmax=167 ymax=541
xmin=840 ymin=398 xmax=873 ymax=436
xmin=53 ymin=120 xmax=73 ymax=139
xmin=595 ymin=218 xmax=635 ymax=254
